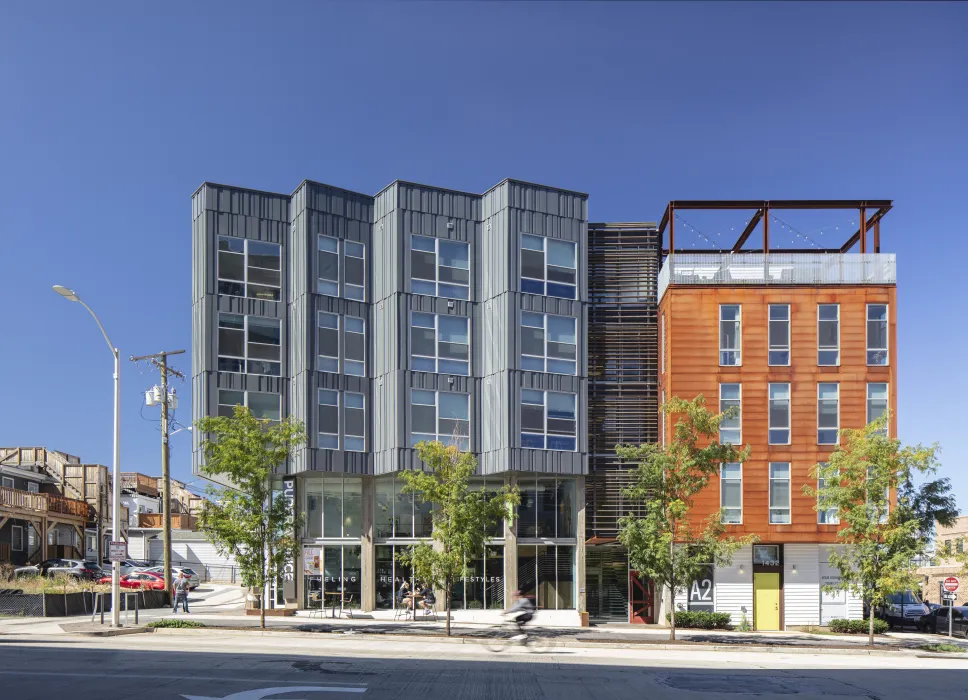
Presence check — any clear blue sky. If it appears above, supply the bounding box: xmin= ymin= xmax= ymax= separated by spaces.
xmin=1 ymin=2 xmax=965 ymax=499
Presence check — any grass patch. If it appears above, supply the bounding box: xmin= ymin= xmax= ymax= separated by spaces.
xmin=147 ymin=619 xmax=207 ymax=629
xmin=800 ymin=625 xmax=837 ymax=636
xmin=1 ymin=577 xmax=111 ymax=595
xmin=917 ymin=643 xmax=966 ymax=654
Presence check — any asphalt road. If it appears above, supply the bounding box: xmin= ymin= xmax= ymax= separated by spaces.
xmin=1 ymin=630 xmax=966 ymax=700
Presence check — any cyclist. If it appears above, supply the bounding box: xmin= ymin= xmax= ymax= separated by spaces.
xmin=506 ymin=590 xmax=535 ymax=640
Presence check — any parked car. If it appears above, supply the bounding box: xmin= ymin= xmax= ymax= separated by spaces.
xmin=102 ymin=559 xmax=151 ymax=576
xmin=98 ymin=571 xmax=167 ymax=591
xmin=874 ymin=590 xmax=929 ymax=628
xmin=139 ymin=566 xmax=200 ymax=589
xmin=14 ymin=559 xmax=102 ymax=580
xmin=917 ymin=606 xmax=968 ymax=637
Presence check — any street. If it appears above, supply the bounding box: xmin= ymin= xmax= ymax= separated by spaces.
xmin=1 ymin=629 xmax=966 ymax=700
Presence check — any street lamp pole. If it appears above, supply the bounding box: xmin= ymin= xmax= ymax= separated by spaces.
xmin=53 ymin=285 xmax=122 ymax=628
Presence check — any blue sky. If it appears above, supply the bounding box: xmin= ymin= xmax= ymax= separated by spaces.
xmin=1 ymin=2 xmax=965 ymax=499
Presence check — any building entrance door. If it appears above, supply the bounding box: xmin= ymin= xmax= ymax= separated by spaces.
xmin=585 ymin=547 xmax=629 ymax=622
xmin=753 ymin=573 xmax=780 ymax=630
xmin=629 ymin=571 xmax=655 ymax=624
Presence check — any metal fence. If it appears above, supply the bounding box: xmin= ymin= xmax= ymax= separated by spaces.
xmin=141 ymin=559 xmax=240 ymax=584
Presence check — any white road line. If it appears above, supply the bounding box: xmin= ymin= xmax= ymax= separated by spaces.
xmin=0 ymin=670 xmax=367 ymax=686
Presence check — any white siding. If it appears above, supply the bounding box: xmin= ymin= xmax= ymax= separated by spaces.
xmin=715 ymin=545 xmax=753 ymax=625
xmin=847 ymin=589 xmax=864 ymax=620
xmin=784 ymin=544 xmax=820 ymax=627
xmin=674 ymin=585 xmax=688 ymax=612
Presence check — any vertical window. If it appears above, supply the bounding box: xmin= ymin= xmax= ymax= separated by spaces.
xmin=344 ymin=241 xmax=365 ymax=301
xmin=520 ymin=234 xmax=577 ymax=299
xmin=410 ymin=390 xmax=470 ymax=447
xmin=719 ymin=305 xmax=741 ymax=366
xmin=719 ymin=383 xmax=741 ymax=445
xmin=720 ymin=463 xmax=742 ymax=524
xmin=818 ymin=304 xmax=839 ymax=366
xmin=217 ymin=313 xmax=245 ymax=373
xmin=344 ymin=317 xmax=365 ymax=376
xmin=818 ymin=383 xmax=840 ymax=445
xmin=769 ymin=463 xmax=791 ymax=524
xmin=410 ymin=235 xmax=470 ymax=300
xmin=410 ymin=313 xmax=470 ymax=375
xmin=768 ymin=383 xmax=790 ymax=445
xmin=219 ymin=314 xmax=281 ymax=376
xmin=318 ymin=390 xmax=339 ymax=449
xmin=660 ymin=390 xmax=666 ymax=447
xmin=218 ymin=389 xmax=279 ymax=421
xmin=317 ymin=235 xmax=339 ymax=296
xmin=768 ymin=304 xmax=790 ymax=366
xmin=317 ymin=312 xmax=339 ymax=372
xmin=867 ymin=304 xmax=889 ymax=365
xmin=344 ymin=393 xmax=365 ymax=452
xmin=817 ymin=465 xmax=839 ymax=524
xmin=217 ymin=237 xmax=281 ymax=301
xmin=520 ymin=390 xmax=577 ymax=451
xmin=959 ymin=540 xmax=965 ymax=555
xmin=945 ymin=540 xmax=952 ymax=555
xmin=12 ymin=525 xmax=24 ymax=552
xmin=520 ymin=312 xmax=577 ymax=375
xmin=868 ymin=383 xmax=889 ymax=436
xmin=661 ymin=313 xmax=666 ymax=374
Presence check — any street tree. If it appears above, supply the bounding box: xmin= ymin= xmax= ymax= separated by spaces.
xmin=807 ymin=413 xmax=945 ymax=647
xmin=617 ymin=395 xmax=755 ymax=641
xmin=397 ymin=440 xmax=519 ymax=636
xmin=196 ymin=405 xmax=305 ymax=630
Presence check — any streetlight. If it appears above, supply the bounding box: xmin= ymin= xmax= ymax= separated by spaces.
xmin=53 ymin=285 xmax=122 ymax=628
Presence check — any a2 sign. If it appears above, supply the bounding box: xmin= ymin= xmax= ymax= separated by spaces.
xmin=688 ymin=566 xmax=714 ymax=612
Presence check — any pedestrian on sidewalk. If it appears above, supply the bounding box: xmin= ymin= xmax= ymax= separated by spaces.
xmin=172 ymin=572 xmax=191 ymax=613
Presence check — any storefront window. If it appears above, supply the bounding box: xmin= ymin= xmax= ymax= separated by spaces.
xmin=375 ymin=544 xmax=414 ymax=610
xmin=448 ymin=546 xmax=505 ymax=610
xmin=304 ymin=481 xmax=322 ymax=539
xmin=303 ymin=545 xmax=361 ymax=610
xmin=374 ymin=477 xmax=435 ymax=539
xmin=517 ymin=478 xmax=576 ymax=539
xmin=323 ymin=480 xmax=342 ymax=538
xmin=376 ymin=479 xmax=394 ymax=538
xmin=394 ymin=479 xmax=413 ymax=538
xmin=517 ymin=544 xmax=574 ymax=610
xmin=302 ymin=478 xmax=363 ymax=540
xmin=343 ymin=480 xmax=362 ymax=538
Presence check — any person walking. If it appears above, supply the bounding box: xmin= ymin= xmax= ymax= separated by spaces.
xmin=172 ymin=571 xmax=191 ymax=613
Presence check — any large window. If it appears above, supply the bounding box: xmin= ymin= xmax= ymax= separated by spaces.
xmin=217 ymin=389 xmax=280 ymax=421
xmin=868 ymin=383 xmax=889 ymax=436
xmin=317 ymin=390 xmax=365 ymax=451
xmin=521 ymin=390 xmax=577 ymax=451
xmin=720 ymin=305 xmax=741 ymax=366
xmin=317 ymin=235 xmax=366 ymax=300
xmin=720 ymin=463 xmax=742 ymax=524
xmin=410 ymin=235 xmax=470 ymax=300
xmin=411 ymin=313 xmax=469 ymax=375
xmin=520 ymin=312 xmax=577 ymax=374
xmin=317 ymin=312 xmax=339 ymax=372
xmin=520 ymin=234 xmax=577 ymax=299
xmin=769 ymin=462 xmax=791 ymax=524
xmin=410 ymin=390 xmax=470 ymax=447
xmin=217 ymin=236 xmax=282 ymax=301
xmin=818 ymin=304 xmax=840 ymax=366
xmin=375 ymin=545 xmax=413 ymax=610
xmin=303 ymin=479 xmax=363 ymax=539
xmin=375 ymin=479 xmax=434 ymax=539
xmin=302 ymin=545 xmax=361 ymax=611
xmin=518 ymin=545 xmax=574 ymax=610
xmin=218 ymin=313 xmax=281 ymax=376
xmin=317 ymin=312 xmax=365 ymax=376
xmin=818 ymin=382 xmax=839 ymax=445
xmin=817 ymin=465 xmax=839 ymax=525
xmin=517 ymin=478 xmax=576 ymax=538
xmin=449 ymin=546 xmax=505 ymax=611
xmin=867 ymin=304 xmax=889 ymax=365
xmin=768 ymin=383 xmax=790 ymax=445
xmin=769 ymin=304 xmax=790 ymax=366
xmin=719 ymin=383 xmax=741 ymax=445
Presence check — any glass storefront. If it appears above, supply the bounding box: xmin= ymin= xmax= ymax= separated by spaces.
xmin=303 ymin=545 xmax=362 ymax=610
xmin=517 ymin=478 xmax=576 ymax=538
xmin=375 ymin=478 xmax=433 ymax=538
xmin=518 ymin=545 xmax=575 ymax=610
xmin=303 ymin=478 xmax=362 ymax=539
xmin=375 ymin=544 xmax=414 ymax=610
xmin=450 ymin=546 xmax=505 ymax=610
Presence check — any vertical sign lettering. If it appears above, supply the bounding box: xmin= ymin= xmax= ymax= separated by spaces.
xmin=282 ymin=478 xmax=296 ymax=600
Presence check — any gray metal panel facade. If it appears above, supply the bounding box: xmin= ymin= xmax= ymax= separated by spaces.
xmin=192 ymin=178 xmax=588 ymax=479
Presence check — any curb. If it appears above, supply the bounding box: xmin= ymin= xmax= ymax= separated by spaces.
xmin=61 ymin=626 xmax=151 ymax=637
xmin=145 ymin=626 xmax=925 ymax=656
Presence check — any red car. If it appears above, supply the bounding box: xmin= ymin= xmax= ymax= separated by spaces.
xmin=97 ymin=571 xmax=167 ymax=590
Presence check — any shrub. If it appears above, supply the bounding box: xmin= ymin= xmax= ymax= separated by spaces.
xmin=147 ymin=619 xmax=206 ymax=629
xmin=666 ymin=610 xmax=733 ymax=630
xmin=828 ymin=618 xmax=888 ymax=635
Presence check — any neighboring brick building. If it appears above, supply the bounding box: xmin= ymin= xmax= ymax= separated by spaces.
xmin=918 ymin=515 xmax=968 ymax=606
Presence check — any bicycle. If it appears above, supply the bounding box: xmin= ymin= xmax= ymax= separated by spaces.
xmin=484 ymin=616 xmax=554 ymax=653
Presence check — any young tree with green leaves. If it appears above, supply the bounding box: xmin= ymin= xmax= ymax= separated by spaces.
xmin=397 ymin=440 xmax=519 ymax=636
xmin=617 ymin=395 xmax=755 ymax=641
xmin=807 ymin=414 xmax=945 ymax=647
xmin=196 ymin=405 xmax=305 ymax=630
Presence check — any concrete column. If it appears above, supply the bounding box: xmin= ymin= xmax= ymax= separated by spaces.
xmin=575 ymin=475 xmax=586 ymax=616
xmin=360 ymin=476 xmax=375 ymax=612
xmin=503 ymin=473 xmax=518 ymax=610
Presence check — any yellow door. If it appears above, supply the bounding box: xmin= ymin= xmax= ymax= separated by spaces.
xmin=753 ymin=573 xmax=780 ymax=631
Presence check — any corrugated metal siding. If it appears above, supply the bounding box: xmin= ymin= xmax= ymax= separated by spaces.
xmin=784 ymin=544 xmax=820 ymax=626
xmin=715 ymin=546 xmax=753 ymax=625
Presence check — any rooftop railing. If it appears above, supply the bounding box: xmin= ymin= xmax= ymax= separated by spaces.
xmin=658 ymin=253 xmax=895 ymax=299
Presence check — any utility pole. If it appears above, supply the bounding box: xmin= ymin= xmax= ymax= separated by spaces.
xmin=130 ymin=349 xmax=185 ymax=596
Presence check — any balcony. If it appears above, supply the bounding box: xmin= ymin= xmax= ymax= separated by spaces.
xmin=658 ymin=253 xmax=896 ymax=300
xmin=138 ymin=512 xmax=197 ymax=530
xmin=121 ymin=472 xmax=159 ymax=497
xmin=0 ymin=485 xmax=90 ymax=522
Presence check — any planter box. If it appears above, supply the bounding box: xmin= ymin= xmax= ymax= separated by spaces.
xmin=246 ymin=608 xmax=295 ymax=617
xmin=579 ymin=611 xmax=590 ymax=627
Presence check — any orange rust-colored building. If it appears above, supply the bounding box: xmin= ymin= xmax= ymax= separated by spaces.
xmin=655 ymin=200 xmax=895 ymax=630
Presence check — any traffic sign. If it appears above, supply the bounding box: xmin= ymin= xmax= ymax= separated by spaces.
xmin=108 ymin=540 xmax=127 ymax=562
xmin=944 ymin=576 xmax=960 ymax=593
xmin=942 ymin=591 xmax=957 ymax=601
